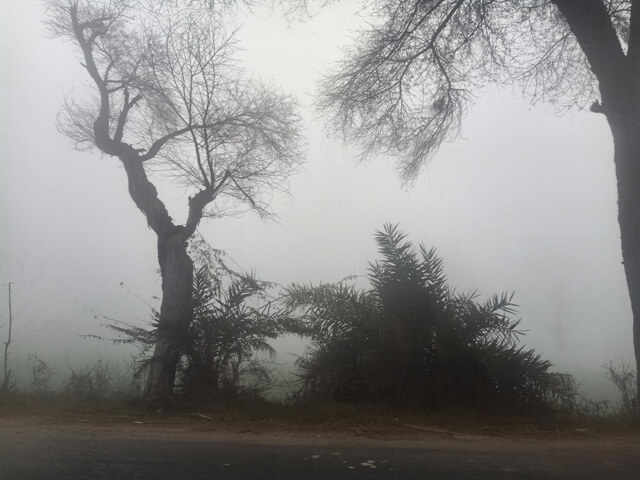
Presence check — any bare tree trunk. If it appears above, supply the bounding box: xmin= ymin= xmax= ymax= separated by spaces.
xmin=552 ymin=0 xmax=640 ymax=403
xmin=2 ymin=282 xmax=12 ymax=392
xmin=145 ymin=233 xmax=194 ymax=401
xmin=119 ymin=157 xmax=200 ymax=402
xmin=610 ymin=121 xmax=640 ymax=401
xmin=599 ymin=60 xmax=640 ymax=404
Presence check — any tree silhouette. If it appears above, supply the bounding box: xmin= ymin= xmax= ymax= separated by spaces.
xmin=45 ymin=0 xmax=302 ymax=401
xmin=317 ymin=0 xmax=640 ymax=399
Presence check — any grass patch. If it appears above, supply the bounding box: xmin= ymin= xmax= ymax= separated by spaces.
xmin=2 ymin=391 xmax=638 ymax=438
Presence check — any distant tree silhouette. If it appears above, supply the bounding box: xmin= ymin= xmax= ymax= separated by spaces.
xmin=45 ymin=0 xmax=302 ymax=402
xmin=316 ymin=0 xmax=640 ymax=400
xmin=287 ymin=225 xmax=574 ymax=410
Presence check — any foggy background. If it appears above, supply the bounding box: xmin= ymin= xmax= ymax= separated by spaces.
xmin=0 ymin=0 xmax=632 ymax=400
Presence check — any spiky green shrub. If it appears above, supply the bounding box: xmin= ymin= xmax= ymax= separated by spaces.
xmin=179 ymin=263 xmax=285 ymax=397
xmin=287 ymin=224 xmax=573 ymax=411
xmin=102 ymin=238 xmax=291 ymax=399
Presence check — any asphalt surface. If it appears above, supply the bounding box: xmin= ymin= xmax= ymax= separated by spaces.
xmin=1 ymin=420 xmax=639 ymax=479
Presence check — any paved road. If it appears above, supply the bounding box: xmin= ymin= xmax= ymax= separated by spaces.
xmin=1 ymin=420 xmax=639 ymax=479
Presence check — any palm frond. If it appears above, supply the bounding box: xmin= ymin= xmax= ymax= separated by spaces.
xmin=291 ymin=224 xmax=572 ymax=411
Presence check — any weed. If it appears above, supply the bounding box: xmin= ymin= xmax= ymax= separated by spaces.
xmin=27 ymin=354 xmax=53 ymax=393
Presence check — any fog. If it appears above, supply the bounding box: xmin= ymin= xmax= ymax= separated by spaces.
xmin=0 ymin=0 xmax=633 ymax=401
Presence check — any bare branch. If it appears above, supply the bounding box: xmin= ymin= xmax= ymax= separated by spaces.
xmin=317 ymin=0 xmax=630 ymax=182
xmin=47 ymin=0 xmax=304 ymax=236
xmin=140 ymin=125 xmax=202 ymax=162
xmin=114 ymin=89 xmax=143 ymax=142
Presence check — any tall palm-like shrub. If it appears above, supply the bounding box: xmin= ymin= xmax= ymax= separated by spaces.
xmin=181 ymin=263 xmax=284 ymax=397
xmin=104 ymin=239 xmax=289 ymax=399
xmin=287 ymin=224 xmax=573 ymax=410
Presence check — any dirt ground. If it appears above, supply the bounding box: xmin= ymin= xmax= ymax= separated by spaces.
xmin=2 ymin=404 xmax=640 ymax=443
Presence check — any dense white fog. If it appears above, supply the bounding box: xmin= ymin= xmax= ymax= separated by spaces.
xmin=0 ymin=0 xmax=633 ymax=401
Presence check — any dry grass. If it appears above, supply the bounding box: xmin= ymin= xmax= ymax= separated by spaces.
xmin=1 ymin=391 xmax=638 ymax=440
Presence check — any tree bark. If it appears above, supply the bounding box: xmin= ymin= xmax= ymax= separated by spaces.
xmin=145 ymin=232 xmax=194 ymax=401
xmin=118 ymin=153 xmax=207 ymax=402
xmin=119 ymin=156 xmax=206 ymax=402
xmin=610 ymin=120 xmax=640 ymax=401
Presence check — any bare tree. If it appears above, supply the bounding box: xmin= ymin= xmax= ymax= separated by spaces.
xmin=2 ymin=283 xmax=13 ymax=393
xmin=316 ymin=0 xmax=640 ymax=400
xmin=45 ymin=0 xmax=303 ymax=402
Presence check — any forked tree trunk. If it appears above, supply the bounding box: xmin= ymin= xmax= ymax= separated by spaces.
xmin=119 ymin=157 xmax=201 ymax=402
xmin=145 ymin=233 xmax=194 ymax=401
xmin=118 ymin=151 xmax=215 ymax=403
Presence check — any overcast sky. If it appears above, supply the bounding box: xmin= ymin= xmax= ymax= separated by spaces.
xmin=0 ymin=0 xmax=633 ymax=399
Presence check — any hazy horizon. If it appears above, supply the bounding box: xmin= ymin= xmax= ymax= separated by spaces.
xmin=0 ymin=0 xmax=634 ymax=403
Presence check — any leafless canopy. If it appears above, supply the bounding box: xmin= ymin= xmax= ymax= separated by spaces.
xmin=317 ymin=0 xmax=631 ymax=182
xmin=46 ymin=0 xmax=303 ymax=223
